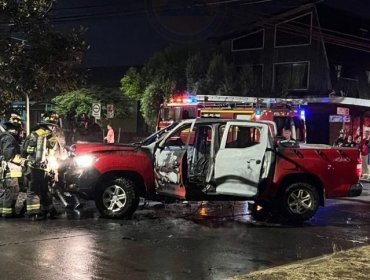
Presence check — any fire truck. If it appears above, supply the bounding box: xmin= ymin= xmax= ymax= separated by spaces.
xmin=157 ymin=94 xmax=307 ymax=142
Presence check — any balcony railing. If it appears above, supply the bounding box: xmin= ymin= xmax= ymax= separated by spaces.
xmin=333 ymin=77 xmax=359 ymax=98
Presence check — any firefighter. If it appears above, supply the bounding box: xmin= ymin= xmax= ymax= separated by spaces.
xmin=22 ymin=111 xmax=62 ymax=220
xmin=279 ymin=128 xmax=299 ymax=147
xmin=0 ymin=114 xmax=27 ymax=217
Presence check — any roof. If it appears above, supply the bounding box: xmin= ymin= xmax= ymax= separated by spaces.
xmin=304 ymin=96 xmax=370 ymax=110
xmin=209 ymin=3 xmax=315 ymax=42
xmin=211 ymin=2 xmax=370 ymax=45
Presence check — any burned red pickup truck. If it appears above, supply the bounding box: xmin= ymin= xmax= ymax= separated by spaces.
xmin=63 ymin=119 xmax=362 ymax=222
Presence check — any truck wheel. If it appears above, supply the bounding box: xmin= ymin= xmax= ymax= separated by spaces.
xmin=281 ymin=182 xmax=319 ymax=222
xmin=95 ymin=178 xmax=139 ymax=219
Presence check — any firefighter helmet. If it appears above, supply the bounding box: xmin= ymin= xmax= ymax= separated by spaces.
xmin=41 ymin=111 xmax=59 ymax=125
xmin=9 ymin=113 xmax=23 ymax=126
xmin=4 ymin=113 xmax=23 ymax=131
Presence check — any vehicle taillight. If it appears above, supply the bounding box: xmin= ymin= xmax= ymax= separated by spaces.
xmin=356 ymin=153 xmax=362 ymax=178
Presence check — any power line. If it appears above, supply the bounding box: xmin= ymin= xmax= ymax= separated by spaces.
xmin=50 ymin=0 xmax=266 ymax=22
xmin=4 ymin=0 xmax=370 ymax=54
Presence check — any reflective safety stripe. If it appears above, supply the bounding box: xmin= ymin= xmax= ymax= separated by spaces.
xmin=27 ymin=204 xmax=41 ymax=210
xmin=35 ymin=128 xmax=51 ymax=137
xmin=1 ymin=208 xmax=13 ymax=214
xmin=5 ymin=171 xmax=22 ymax=178
xmin=27 ymin=146 xmax=35 ymax=153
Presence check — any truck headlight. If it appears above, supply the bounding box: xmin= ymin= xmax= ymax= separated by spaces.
xmin=74 ymin=155 xmax=96 ymax=168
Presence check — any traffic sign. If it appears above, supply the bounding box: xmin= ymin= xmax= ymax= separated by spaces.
xmin=92 ymin=103 xmax=101 ymax=119
xmin=329 ymin=115 xmax=351 ymax=123
xmin=337 ymin=107 xmax=349 ymax=115
xmin=107 ymin=104 xmax=114 ymax=118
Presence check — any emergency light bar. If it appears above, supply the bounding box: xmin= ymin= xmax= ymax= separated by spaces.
xmin=168 ymin=96 xmax=197 ymax=104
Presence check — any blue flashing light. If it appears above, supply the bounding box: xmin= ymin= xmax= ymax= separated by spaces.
xmin=190 ymin=96 xmax=197 ymax=103
xmin=255 ymin=108 xmax=261 ymax=116
xmin=300 ymin=109 xmax=305 ymax=118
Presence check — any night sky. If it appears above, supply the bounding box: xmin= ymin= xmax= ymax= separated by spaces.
xmin=51 ymin=0 xmax=370 ymax=68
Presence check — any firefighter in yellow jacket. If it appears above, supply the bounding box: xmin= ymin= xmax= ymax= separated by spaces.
xmin=21 ymin=112 xmax=62 ymax=220
xmin=0 ymin=114 xmax=27 ymax=217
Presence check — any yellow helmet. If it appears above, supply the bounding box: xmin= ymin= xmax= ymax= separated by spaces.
xmin=41 ymin=111 xmax=59 ymax=124
xmin=9 ymin=113 xmax=23 ymax=126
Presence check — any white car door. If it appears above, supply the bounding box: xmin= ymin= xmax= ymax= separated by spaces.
xmin=154 ymin=120 xmax=196 ymax=199
xmin=214 ymin=121 xmax=269 ymax=197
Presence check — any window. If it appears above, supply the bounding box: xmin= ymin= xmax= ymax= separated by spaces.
xmin=232 ymin=29 xmax=264 ymax=51
xmin=163 ymin=107 xmax=182 ymax=122
xmin=275 ymin=13 xmax=312 ymax=47
xmin=190 ymin=125 xmax=212 ymax=178
xmin=341 ymin=66 xmax=358 ymax=81
xmin=292 ymin=116 xmax=305 ymax=142
xmin=225 ymin=125 xmax=261 ymax=149
xmin=182 ymin=107 xmax=197 ymax=119
xmin=164 ymin=124 xmax=194 ymax=148
xmin=273 ymin=116 xmax=292 ymax=137
xmin=274 ymin=62 xmax=309 ymax=91
xmin=334 ymin=64 xmax=343 ymax=79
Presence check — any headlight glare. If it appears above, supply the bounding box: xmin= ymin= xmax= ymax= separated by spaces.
xmin=74 ymin=155 xmax=96 ymax=168
xmin=48 ymin=156 xmax=59 ymax=170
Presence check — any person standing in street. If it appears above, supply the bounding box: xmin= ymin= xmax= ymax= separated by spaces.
xmin=360 ymin=132 xmax=370 ymax=179
xmin=104 ymin=124 xmax=115 ymax=143
xmin=0 ymin=115 xmax=27 ymax=217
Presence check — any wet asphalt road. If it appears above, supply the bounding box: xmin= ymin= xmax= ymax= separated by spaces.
xmin=1 ymin=183 xmax=370 ymax=280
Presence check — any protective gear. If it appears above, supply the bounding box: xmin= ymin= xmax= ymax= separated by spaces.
xmin=22 ymin=120 xmax=66 ymax=218
xmin=4 ymin=113 xmax=24 ymax=146
xmin=0 ymin=129 xmax=26 ymax=217
xmin=3 ymin=122 xmax=20 ymax=131
xmin=9 ymin=113 xmax=23 ymax=127
xmin=22 ymin=126 xmax=52 ymax=216
xmin=41 ymin=111 xmax=59 ymax=125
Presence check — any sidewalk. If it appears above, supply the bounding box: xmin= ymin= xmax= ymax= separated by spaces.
xmin=230 ymin=181 xmax=370 ymax=280
xmin=230 ymin=245 xmax=370 ymax=280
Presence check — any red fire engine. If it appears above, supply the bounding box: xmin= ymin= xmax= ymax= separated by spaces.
xmin=157 ymin=94 xmax=306 ymax=142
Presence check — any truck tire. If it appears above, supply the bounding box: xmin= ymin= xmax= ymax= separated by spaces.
xmin=95 ymin=178 xmax=139 ymax=219
xmin=281 ymin=182 xmax=319 ymax=222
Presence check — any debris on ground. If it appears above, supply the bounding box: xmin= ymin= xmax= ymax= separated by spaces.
xmin=230 ymin=245 xmax=370 ymax=280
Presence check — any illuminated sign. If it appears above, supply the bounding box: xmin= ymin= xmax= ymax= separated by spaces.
xmin=329 ymin=115 xmax=350 ymax=123
xmin=337 ymin=107 xmax=349 ymax=116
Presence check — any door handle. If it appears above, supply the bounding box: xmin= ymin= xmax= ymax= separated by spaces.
xmin=247 ymin=159 xmax=261 ymax=164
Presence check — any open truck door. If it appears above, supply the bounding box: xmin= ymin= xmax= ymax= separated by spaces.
xmin=154 ymin=120 xmax=196 ymax=199
xmin=214 ymin=121 xmax=271 ymax=197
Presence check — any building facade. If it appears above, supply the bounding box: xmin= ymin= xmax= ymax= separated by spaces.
xmin=217 ymin=3 xmax=370 ymax=144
